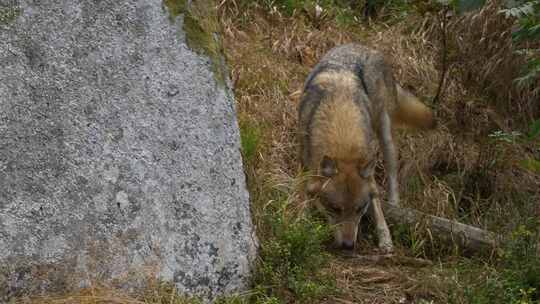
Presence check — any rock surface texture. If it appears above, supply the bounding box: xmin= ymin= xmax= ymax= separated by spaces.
xmin=0 ymin=0 xmax=257 ymax=301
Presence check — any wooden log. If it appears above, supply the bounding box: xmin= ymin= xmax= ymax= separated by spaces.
xmin=380 ymin=201 xmax=502 ymax=253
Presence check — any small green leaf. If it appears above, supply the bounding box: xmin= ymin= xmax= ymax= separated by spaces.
xmin=528 ymin=119 xmax=540 ymax=139
xmin=520 ymin=158 xmax=540 ymax=173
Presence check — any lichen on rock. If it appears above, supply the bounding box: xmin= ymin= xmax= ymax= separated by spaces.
xmin=0 ymin=2 xmax=21 ymax=25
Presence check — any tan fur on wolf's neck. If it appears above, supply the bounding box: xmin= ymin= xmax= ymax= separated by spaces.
xmin=309 ymin=71 xmax=373 ymax=171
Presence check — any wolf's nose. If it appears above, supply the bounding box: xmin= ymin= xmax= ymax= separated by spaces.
xmin=342 ymin=240 xmax=354 ymax=250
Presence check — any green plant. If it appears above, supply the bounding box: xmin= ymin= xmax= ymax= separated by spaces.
xmin=253 ymin=193 xmax=335 ymax=302
xmin=488 ymin=130 xmax=523 ymax=144
xmin=239 ymin=120 xmax=262 ymax=164
xmin=392 ymin=222 xmax=428 ymax=257
xmin=500 ymin=0 xmax=540 ymax=91
xmin=520 ymin=118 xmax=540 ymax=173
xmin=529 ymin=119 xmax=540 ymax=140
xmin=461 ymin=220 xmax=540 ymax=304
xmin=234 ymin=0 xmax=360 ymax=25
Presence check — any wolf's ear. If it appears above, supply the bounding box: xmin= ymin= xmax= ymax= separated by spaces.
xmin=320 ymin=155 xmax=337 ymax=177
xmin=359 ymin=159 xmax=375 ymax=178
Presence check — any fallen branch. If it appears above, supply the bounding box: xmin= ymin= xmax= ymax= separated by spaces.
xmin=381 ymin=202 xmax=502 ymax=253
xmin=343 ymin=253 xmax=433 ymax=267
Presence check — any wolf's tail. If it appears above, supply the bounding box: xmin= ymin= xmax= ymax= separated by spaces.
xmin=391 ymin=84 xmax=436 ymax=129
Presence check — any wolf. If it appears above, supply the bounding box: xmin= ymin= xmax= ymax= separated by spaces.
xmin=298 ymin=43 xmax=435 ymax=252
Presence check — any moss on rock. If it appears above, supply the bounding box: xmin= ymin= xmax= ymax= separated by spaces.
xmin=0 ymin=5 xmax=21 ymax=25
xmin=163 ymin=0 xmax=226 ymax=87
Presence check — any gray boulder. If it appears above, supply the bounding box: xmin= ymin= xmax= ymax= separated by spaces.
xmin=0 ymin=0 xmax=257 ymax=301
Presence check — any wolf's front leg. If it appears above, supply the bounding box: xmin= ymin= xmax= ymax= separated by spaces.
xmin=369 ymin=179 xmax=394 ymax=253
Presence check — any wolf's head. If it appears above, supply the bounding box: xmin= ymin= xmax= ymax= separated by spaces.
xmin=306 ymin=155 xmax=375 ymax=250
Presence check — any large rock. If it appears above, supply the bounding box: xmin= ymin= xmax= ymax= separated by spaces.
xmin=0 ymin=0 xmax=257 ymax=300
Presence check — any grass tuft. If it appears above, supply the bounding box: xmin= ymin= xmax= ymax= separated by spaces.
xmin=452 ymin=219 xmax=540 ymax=304
xmin=254 ymin=197 xmax=335 ymax=302
xmin=239 ymin=120 xmax=263 ymax=164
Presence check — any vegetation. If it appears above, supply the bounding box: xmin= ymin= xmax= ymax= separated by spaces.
xmin=239 ymin=120 xmax=263 ymax=164
xmin=163 ymin=0 xmax=227 ymax=86
xmin=454 ymin=221 xmax=540 ymax=304
xmin=222 ymin=0 xmax=539 ymax=302
xmin=251 ymin=193 xmax=335 ymax=302
xmin=501 ymin=0 xmax=540 ymax=90
xmin=0 ymin=3 xmax=22 ymax=25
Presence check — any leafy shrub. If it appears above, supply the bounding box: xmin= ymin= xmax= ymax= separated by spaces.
xmin=253 ymin=195 xmax=335 ymax=302
xmin=500 ymin=0 xmax=540 ymax=90
xmin=462 ymin=219 xmax=540 ymax=304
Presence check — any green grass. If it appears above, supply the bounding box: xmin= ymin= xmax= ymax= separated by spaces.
xmin=209 ymin=185 xmax=335 ymax=304
xmin=449 ymin=219 xmax=540 ymax=304
xmin=252 ymin=192 xmax=336 ymax=302
xmin=392 ymin=222 xmax=428 ymax=258
xmin=234 ymin=0 xmax=359 ymax=26
xmin=239 ymin=120 xmax=263 ymax=164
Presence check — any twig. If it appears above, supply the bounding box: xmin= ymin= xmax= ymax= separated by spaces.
xmin=433 ymin=7 xmax=449 ymax=104
xmin=332 ymin=298 xmax=357 ymax=304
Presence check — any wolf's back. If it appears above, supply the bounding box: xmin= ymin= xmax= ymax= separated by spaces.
xmin=299 ymin=43 xmax=435 ymax=167
xmin=303 ymin=44 xmax=387 ymax=91
xmin=304 ymin=44 xmax=435 ymax=130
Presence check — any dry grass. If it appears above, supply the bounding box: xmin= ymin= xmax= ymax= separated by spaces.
xmin=363 ymin=3 xmax=540 ymax=232
xmin=12 ymin=282 xmax=197 ymax=304
xmin=14 ymin=286 xmax=193 ymax=304
xmin=15 ymin=288 xmax=144 ymax=304
xmin=321 ymin=257 xmax=453 ymax=304
xmin=447 ymin=1 xmax=539 ymax=122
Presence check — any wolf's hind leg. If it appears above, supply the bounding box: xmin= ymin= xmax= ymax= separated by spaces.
xmin=380 ymin=112 xmax=399 ymax=206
